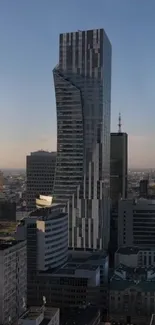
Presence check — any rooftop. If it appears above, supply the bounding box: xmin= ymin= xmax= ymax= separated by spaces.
xmin=30 ymin=151 xmax=56 ymax=157
xmin=117 ymin=246 xmax=155 ymax=254
xmin=110 ymin=264 xmax=155 ymax=292
xmin=117 ymin=246 xmax=140 ymax=255
xmin=60 ymin=307 xmax=100 ymax=325
xmin=29 ymin=204 xmax=65 ymax=218
xmin=0 ymin=239 xmax=24 ymax=250
xmin=20 ymin=307 xmax=59 ymax=324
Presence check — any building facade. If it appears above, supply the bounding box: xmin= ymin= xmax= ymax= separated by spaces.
xmin=139 ymin=179 xmax=149 ymax=198
xmin=109 ymin=265 xmax=155 ymax=325
xmin=0 ymin=199 xmax=16 ymax=221
xmin=16 ymin=204 xmax=68 ymax=304
xmin=16 ymin=204 xmax=68 ymax=272
xmin=0 ymin=239 xmax=27 ymax=325
xmin=26 ymin=151 xmax=56 ymax=211
xmin=53 ymin=28 xmax=112 ymax=250
xmin=118 ymin=199 xmax=155 ymax=248
xmin=115 ymin=246 xmax=155 ymax=268
xmin=110 ymin=132 xmax=128 ymax=206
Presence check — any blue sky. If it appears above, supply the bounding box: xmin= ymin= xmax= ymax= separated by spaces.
xmin=0 ymin=0 xmax=155 ymax=168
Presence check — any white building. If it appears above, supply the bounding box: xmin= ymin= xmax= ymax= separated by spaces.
xmin=18 ymin=306 xmax=59 ymax=325
xmin=118 ymin=199 xmax=155 ymax=248
xmin=0 ymin=239 xmax=27 ymax=325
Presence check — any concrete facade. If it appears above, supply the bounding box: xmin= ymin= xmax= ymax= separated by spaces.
xmin=0 ymin=239 xmax=27 ymax=325
xmin=118 ymin=199 xmax=155 ymax=248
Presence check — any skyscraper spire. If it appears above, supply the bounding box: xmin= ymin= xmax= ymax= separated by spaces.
xmin=118 ymin=112 xmax=122 ymax=133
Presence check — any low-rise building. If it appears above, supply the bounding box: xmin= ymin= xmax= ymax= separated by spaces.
xmin=18 ymin=306 xmax=59 ymax=325
xmin=115 ymin=246 xmax=155 ymax=268
xmin=109 ymin=264 xmax=155 ymax=324
xmin=0 ymin=239 xmax=27 ymax=325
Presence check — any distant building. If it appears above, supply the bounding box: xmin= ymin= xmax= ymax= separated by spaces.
xmin=26 ymin=151 xmax=56 ymax=211
xmin=0 ymin=170 xmax=3 ymax=192
xmin=118 ymin=199 xmax=155 ymax=248
xmin=139 ymin=179 xmax=149 ymax=198
xmin=109 ymin=264 xmax=155 ymax=324
xmin=110 ymin=131 xmax=128 ymax=206
xmin=0 ymin=198 xmax=16 ymax=221
xmin=0 ymin=239 xmax=27 ymax=325
xmin=18 ymin=306 xmax=59 ymax=325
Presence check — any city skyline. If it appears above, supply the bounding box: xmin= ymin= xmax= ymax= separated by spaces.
xmin=1 ymin=0 xmax=155 ymax=169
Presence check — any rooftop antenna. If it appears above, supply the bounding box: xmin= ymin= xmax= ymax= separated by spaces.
xmin=118 ymin=112 xmax=122 ymax=133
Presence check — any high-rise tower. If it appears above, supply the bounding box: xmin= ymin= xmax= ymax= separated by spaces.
xmin=110 ymin=115 xmax=128 ymax=206
xmin=53 ymin=29 xmax=112 ymax=250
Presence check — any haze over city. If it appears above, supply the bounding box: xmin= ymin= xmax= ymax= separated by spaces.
xmin=1 ymin=0 xmax=155 ymax=169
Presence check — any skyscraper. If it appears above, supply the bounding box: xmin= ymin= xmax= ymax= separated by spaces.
xmin=110 ymin=119 xmax=128 ymax=206
xmin=53 ymin=29 xmax=112 ymax=250
xmin=26 ymin=151 xmax=56 ymax=211
xmin=139 ymin=179 xmax=149 ymax=198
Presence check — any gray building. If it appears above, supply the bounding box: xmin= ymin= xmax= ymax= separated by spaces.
xmin=118 ymin=199 xmax=155 ymax=248
xmin=110 ymin=132 xmax=128 ymax=206
xmin=26 ymin=151 xmax=56 ymax=211
xmin=53 ymin=28 xmax=112 ymax=250
xmin=139 ymin=179 xmax=149 ymax=198
xmin=109 ymin=264 xmax=155 ymax=324
xmin=16 ymin=212 xmax=109 ymax=310
xmin=0 ymin=239 xmax=27 ymax=325
xmin=16 ymin=204 xmax=68 ymax=305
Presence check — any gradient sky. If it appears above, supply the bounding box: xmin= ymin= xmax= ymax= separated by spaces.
xmin=0 ymin=0 xmax=155 ymax=168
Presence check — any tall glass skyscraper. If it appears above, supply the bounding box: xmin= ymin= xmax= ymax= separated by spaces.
xmin=53 ymin=29 xmax=112 ymax=250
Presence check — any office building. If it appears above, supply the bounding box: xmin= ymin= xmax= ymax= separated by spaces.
xmin=139 ymin=179 xmax=149 ymax=198
xmin=53 ymin=28 xmax=112 ymax=250
xmin=16 ymin=204 xmax=68 ymax=304
xmin=0 ymin=239 xmax=27 ymax=325
xmin=26 ymin=151 xmax=56 ymax=211
xmin=16 ymin=204 xmax=68 ymax=271
xmin=18 ymin=306 xmax=60 ymax=325
xmin=16 ymin=210 xmax=108 ymax=309
xmin=109 ymin=264 xmax=155 ymax=324
xmin=118 ymin=199 xmax=155 ymax=248
xmin=110 ymin=119 xmax=128 ymax=206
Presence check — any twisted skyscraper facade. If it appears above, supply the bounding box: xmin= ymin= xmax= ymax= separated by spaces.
xmin=53 ymin=29 xmax=112 ymax=250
